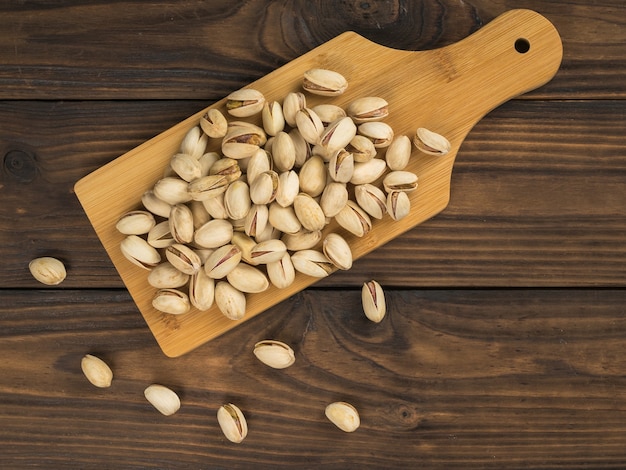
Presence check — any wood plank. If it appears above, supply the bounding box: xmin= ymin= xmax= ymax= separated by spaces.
xmin=0 ymin=288 xmax=624 ymax=468
xmin=1 ymin=99 xmax=624 ymax=288
xmin=0 ymin=0 xmax=623 ymax=99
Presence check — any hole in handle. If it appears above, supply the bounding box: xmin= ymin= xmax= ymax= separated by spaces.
xmin=515 ymin=38 xmax=530 ymax=54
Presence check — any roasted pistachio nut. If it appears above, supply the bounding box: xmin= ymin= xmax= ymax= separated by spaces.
xmin=249 ymin=239 xmax=287 ymax=265
xmin=121 ymin=235 xmax=161 ymax=270
xmin=322 ymin=233 xmax=353 ymax=270
xmin=347 ymin=96 xmax=389 ymax=123
xmin=282 ymin=91 xmax=306 ymax=127
xmin=189 ymin=269 xmax=215 ymax=311
xmin=188 ymin=175 xmax=229 ymax=201
xmin=116 ymin=210 xmax=156 ymax=235
xmin=226 ymin=88 xmax=265 ymax=117
xmin=215 ymin=281 xmax=246 ymax=320
xmin=346 ymin=134 xmax=377 ymax=163
xmin=303 ymin=68 xmax=348 ymax=96
xmin=383 ymin=170 xmax=418 ymax=193
xmin=268 ymin=202 xmax=302 ymax=234
xmin=200 ymin=108 xmax=228 ymax=138
xmin=289 ymin=128 xmax=311 ymax=168
xmin=142 ymin=189 xmax=172 ymax=218
xmin=358 ymin=121 xmax=394 ymax=148
xmin=291 ymin=249 xmax=334 ymax=277
xmin=295 ymin=107 xmax=325 ymax=145
xmin=320 ymin=181 xmax=348 ymax=218
xmin=272 ymin=131 xmax=296 ymax=172
xmin=386 ymin=190 xmax=411 ymax=221
xmin=169 ymin=203 xmax=195 ymax=244
xmin=281 ymin=229 xmax=323 ymax=251
xmin=179 ymin=126 xmax=208 ymax=160
xmin=81 ymin=354 xmax=113 ymax=388
xmin=209 ymin=157 xmax=242 ymax=183
xmin=199 ymin=152 xmax=221 ymax=177
xmin=354 ymin=183 xmax=387 ymax=220
xmin=152 ymin=288 xmax=191 ymax=315
xmin=204 ymin=244 xmax=242 ymax=279
xmin=293 ymin=192 xmax=326 ymax=232
xmin=262 ymin=100 xmax=285 ymax=136
xmin=144 ymin=384 xmax=181 ymax=416
xmin=244 ymin=203 xmax=269 ymax=238
xmin=165 ymin=243 xmax=202 ymax=275
xmin=413 ymin=127 xmax=451 ymax=156
xmin=170 ymin=152 xmax=202 ymax=182
xmin=334 ymin=200 xmax=372 ymax=237
xmin=362 ymin=280 xmax=386 ymax=323
xmin=227 ymin=263 xmax=269 ymax=293
xmin=194 ymin=218 xmax=234 ymax=249
xmin=190 ymin=200 xmax=212 ymax=230
xmin=312 ymin=104 xmax=346 ymax=126
xmin=349 ymin=158 xmax=387 ymax=185
xmin=217 ymin=403 xmax=248 ymax=443
xmin=29 ymin=257 xmax=67 ymax=285
xmin=328 ymin=149 xmax=354 ymax=184
xmin=224 ymin=180 xmax=251 ymax=220
xmin=253 ymin=340 xmax=296 ymax=369
xmin=319 ymin=116 xmax=357 ymax=154
xmin=153 ymin=177 xmax=192 ymax=205
xmin=325 ymin=402 xmax=360 ymax=432
xmin=250 ymin=170 xmax=279 ymax=205
xmin=298 ymin=155 xmax=327 ymax=197
xmin=266 ymin=252 xmax=296 ymax=289
xmin=385 ymin=135 xmax=412 ymax=170
xmin=222 ymin=125 xmax=267 ymax=160
xmin=245 ymin=148 xmax=272 ymax=185
xmin=147 ymin=262 xmax=190 ymax=289
xmin=202 ymin=193 xmax=228 ymax=219
xmin=275 ymin=170 xmax=300 ymax=208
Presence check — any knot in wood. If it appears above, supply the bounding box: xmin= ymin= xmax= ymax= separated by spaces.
xmin=3 ymin=149 xmax=38 ymax=183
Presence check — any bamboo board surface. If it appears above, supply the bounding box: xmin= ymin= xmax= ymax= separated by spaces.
xmin=74 ymin=9 xmax=562 ymax=357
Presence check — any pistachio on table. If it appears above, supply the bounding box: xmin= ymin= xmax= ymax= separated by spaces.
xmin=144 ymin=384 xmax=181 ymax=416
xmin=81 ymin=354 xmax=113 ymax=388
xmin=217 ymin=403 xmax=248 ymax=443
xmin=413 ymin=127 xmax=451 ymax=156
xmin=362 ymin=280 xmax=386 ymax=323
xmin=253 ymin=340 xmax=296 ymax=369
xmin=325 ymin=401 xmax=360 ymax=432
xmin=29 ymin=256 xmax=67 ymax=286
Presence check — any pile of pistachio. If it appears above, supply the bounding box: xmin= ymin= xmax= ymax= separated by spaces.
xmin=116 ymin=68 xmax=450 ymax=320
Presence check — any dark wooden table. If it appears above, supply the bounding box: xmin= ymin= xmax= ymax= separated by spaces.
xmin=1 ymin=1 xmax=624 ymax=468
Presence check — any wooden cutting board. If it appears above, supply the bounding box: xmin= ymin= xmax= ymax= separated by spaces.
xmin=75 ymin=9 xmax=562 ymax=357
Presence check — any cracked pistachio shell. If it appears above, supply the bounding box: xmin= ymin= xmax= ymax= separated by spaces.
xmin=152 ymin=288 xmax=191 ymax=315
xmin=282 ymin=91 xmax=306 ymax=127
xmin=298 ymin=155 xmax=327 ymax=197
xmin=362 ymin=280 xmax=386 ymax=323
xmin=116 ymin=210 xmax=156 ymax=235
xmin=225 ymin=88 xmax=265 ymax=117
xmin=179 ymin=126 xmax=208 ymax=159
xmin=347 ymin=96 xmax=389 ymax=123
xmin=81 ymin=354 xmax=113 ymax=388
xmin=350 ymin=158 xmax=387 ymax=185
xmin=144 ymin=384 xmax=181 ymax=416
xmin=302 ymin=68 xmax=348 ymax=96
xmin=253 ymin=340 xmax=295 ymax=369
xmin=262 ymin=100 xmax=285 ymax=136
xmin=169 ymin=204 xmax=194 ymax=244
xmin=200 ymin=108 xmax=228 ymax=138
xmin=224 ymin=180 xmax=251 ymax=220
xmin=268 ymin=202 xmax=301 ymax=234
xmin=194 ymin=218 xmax=233 ymax=249
xmin=121 ymin=235 xmax=161 ymax=270
xmin=245 ymin=148 xmax=272 ymax=185
xmin=322 ymin=233 xmax=353 ymax=271
xmin=165 ymin=243 xmax=202 ymax=275
xmin=202 ymin=193 xmax=228 ymax=219
xmin=227 ymin=263 xmax=269 ymax=293
xmin=312 ymin=104 xmax=346 ymax=126
xmin=189 ymin=269 xmax=215 ymax=311
xmin=244 ymin=203 xmax=269 ymax=238
xmin=221 ymin=125 xmax=267 ymax=160
xmin=215 ymin=281 xmax=246 ymax=321
xmin=320 ymin=182 xmax=348 ymax=218
xmin=249 ymin=170 xmax=279 ymax=205
xmin=281 ymin=229 xmax=322 ymax=251
xmin=142 ymin=189 xmax=172 ymax=218
xmin=217 ymin=403 xmax=248 ymax=443
xmin=386 ymin=190 xmax=411 ymax=221
xmin=294 ymin=192 xmax=326 ymax=232
xmin=319 ymin=117 xmax=357 ymax=154
xmin=204 ymin=244 xmax=242 ymax=279
xmin=272 ymin=131 xmax=296 ymax=172
xmin=266 ymin=252 xmax=296 ymax=289
xmin=358 ymin=121 xmax=394 ymax=148
xmin=328 ymin=149 xmax=354 ymax=183
xmin=153 ymin=177 xmax=192 ymax=205
xmin=188 ymin=175 xmax=229 ymax=202
xmin=414 ymin=127 xmax=451 ymax=156
xmin=346 ymin=134 xmax=377 ymax=163
xmin=147 ymin=262 xmax=189 ymax=289
xmin=249 ymin=239 xmax=287 ymax=265
xmin=295 ymin=107 xmax=325 ymax=145
xmin=291 ymin=249 xmax=334 ymax=277
xmin=289 ymin=128 xmax=311 ymax=168
xmin=383 ymin=170 xmax=418 ymax=193
xmin=209 ymin=157 xmax=242 ymax=183
xmin=385 ymin=135 xmax=412 ymax=170
xmin=275 ymin=170 xmax=299 ymax=208
xmin=335 ymin=200 xmax=372 ymax=237
xmin=354 ymin=184 xmax=387 ymax=220
xmin=170 ymin=152 xmax=202 ymax=182
xmin=190 ymin=200 xmax=212 ymax=230
xmin=199 ymin=152 xmax=221 ymax=176
xmin=325 ymin=402 xmax=360 ymax=432
xmin=253 ymin=221 xmax=281 ymax=242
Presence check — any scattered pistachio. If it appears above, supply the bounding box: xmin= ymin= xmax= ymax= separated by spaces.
xmin=325 ymin=401 xmax=360 ymax=432
xmin=144 ymin=384 xmax=181 ymax=416
xmin=81 ymin=354 xmax=113 ymax=388
xmin=217 ymin=403 xmax=248 ymax=443
xmin=29 ymin=257 xmax=66 ymax=286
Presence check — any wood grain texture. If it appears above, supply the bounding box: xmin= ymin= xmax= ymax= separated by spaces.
xmin=1 ymin=289 xmax=625 ymax=469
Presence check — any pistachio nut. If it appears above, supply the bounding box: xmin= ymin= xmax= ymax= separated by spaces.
xmin=147 ymin=262 xmax=190 ymax=289
xmin=302 ymin=68 xmax=348 ymax=96
xmin=334 ymin=200 xmax=372 ymax=237
xmin=147 ymin=222 xmax=176 ymax=251
xmin=282 ymin=91 xmax=306 ymax=127
xmin=245 ymin=148 xmax=272 ymax=185
xmin=116 ymin=210 xmax=156 ymax=235
xmin=202 ymin=193 xmax=228 ymax=219
xmin=253 ymin=340 xmax=296 ymax=369
xmin=144 ymin=384 xmax=181 ymax=416
xmin=81 ymin=354 xmax=113 ymax=388
xmin=354 ymin=183 xmax=387 ymax=220
xmin=358 ymin=121 xmax=394 ymax=148
xmin=209 ymin=157 xmax=242 ymax=183
xmin=226 ymin=263 xmax=269 ymax=293
xmin=225 ymin=88 xmax=265 ymax=117
xmin=322 ymin=233 xmax=353 ymax=270
xmin=291 ymin=249 xmax=334 ymax=277
xmin=165 ymin=243 xmax=202 ymax=275
xmin=153 ymin=177 xmax=192 ymax=205
xmin=328 ymin=149 xmax=354 ymax=183
xmin=152 ymin=288 xmax=191 ymax=315
xmin=214 ymin=281 xmax=246 ymax=321
xmin=221 ymin=125 xmax=267 ymax=160
xmin=347 ymin=96 xmax=389 ymax=123
xmin=179 ymin=126 xmax=208 ymax=160
xmin=275 ymin=170 xmax=299 ymax=207
xmin=189 ymin=269 xmax=215 ymax=311
xmin=382 ymin=170 xmax=418 ymax=193
xmin=142 ymin=189 xmax=172 ymax=218
xmin=266 ymin=252 xmax=296 ymax=289
xmin=200 ymin=108 xmax=228 ymax=138
xmin=169 ymin=203 xmax=195 ymax=244
xmin=413 ymin=127 xmax=451 ymax=156
xmin=293 ymin=192 xmax=326 ymax=232
xmin=349 ymin=158 xmax=387 ymax=185
xmin=325 ymin=402 xmax=360 ymax=432
xmin=386 ymin=190 xmax=411 ymax=221
xmin=204 ymin=244 xmax=242 ymax=279
xmin=121 ymin=235 xmax=161 ymax=270
xmin=289 ymin=128 xmax=311 ymax=168
xmin=319 ymin=181 xmax=348 ymax=218
xmin=194 ymin=218 xmax=233 ymax=249
xmin=297 ymin=155 xmax=326 ymax=197
xmin=248 ymin=169 xmax=278 ymax=205
xmin=28 ymin=256 xmax=67 ymax=286
xmin=224 ymin=180 xmax=251 ymax=220
xmin=281 ymin=229 xmax=322 ymax=251
xmin=311 ymin=104 xmax=346 ymax=126
xmin=295 ymin=107 xmax=325 ymax=145
xmin=199 ymin=151 xmax=221 ymax=177
xmin=319 ymin=116 xmax=357 ymax=155
xmin=231 ymin=232 xmax=257 ymax=265
xmin=268 ymin=202 xmax=301 ymax=234
xmin=217 ymin=403 xmax=248 ymax=443
xmin=262 ymin=100 xmax=285 ymax=136
xmin=346 ymin=134 xmax=377 ymax=163
xmin=272 ymin=131 xmax=296 ymax=172
xmin=190 ymin=200 xmax=212 ymax=229
xmin=385 ymin=135 xmax=412 ymax=170
xmin=170 ymin=152 xmax=202 ymax=182
xmin=362 ymin=280 xmax=386 ymax=323
xmin=253 ymin=222 xmax=281 ymax=243
xmin=188 ymin=174 xmax=230 ymax=201
xmin=194 ymin=248 xmax=214 ymax=265
xmin=249 ymin=239 xmax=287 ymax=265
xmin=244 ymin=203 xmax=269 ymax=238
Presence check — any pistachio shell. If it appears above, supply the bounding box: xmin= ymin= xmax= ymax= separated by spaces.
xmin=170 ymin=152 xmax=202 ymax=182
xmin=165 ymin=243 xmax=202 ymax=275
xmin=204 ymin=244 xmax=242 ymax=279
xmin=209 ymin=157 xmax=242 ymax=183
xmin=275 ymin=170 xmax=300 ymax=207
xmin=354 ymin=184 xmax=387 ymax=220
xmin=169 ymin=203 xmax=195 ymax=244
xmin=188 ymin=175 xmax=229 ymax=201
xmin=189 ymin=269 xmax=215 ymax=311
xmin=334 ymin=200 xmax=372 ymax=237
xmin=281 ymin=229 xmax=323 ymax=251
xmin=325 ymin=402 xmax=360 ymax=432
xmin=121 ymin=235 xmax=161 ymax=270
xmin=244 ymin=203 xmax=269 ymax=238
xmin=153 ymin=177 xmax=192 ymax=205
xmin=291 ymin=249 xmax=334 ymax=277
xmin=328 ymin=149 xmax=354 ymax=183
xmin=268 ymin=202 xmax=301 ymax=234
xmin=190 ymin=200 xmax=212 ymax=230
xmin=217 ymin=403 xmax=248 ymax=443
xmin=266 ymin=252 xmax=296 ymax=289
xmin=152 ymin=288 xmax=191 ymax=315
xmin=116 ymin=210 xmax=156 ymax=235
xmin=249 ymin=239 xmax=288 ymax=265
xmin=346 ymin=135 xmax=377 ymax=163
xmin=382 ymin=170 xmax=418 ymax=193
xmin=253 ymin=340 xmax=296 ymax=369
xmin=311 ymin=104 xmax=346 ymax=126
xmin=289 ymin=128 xmax=311 ymax=168
xmin=194 ymin=218 xmax=234 ymax=249
xmin=198 ymin=152 xmax=221 ymax=177
xmin=179 ymin=126 xmax=208 ymax=159
xmin=221 ymin=125 xmax=266 ymax=159
xmin=385 ymin=135 xmax=412 ymax=170
xmin=413 ymin=127 xmax=451 ymax=156
xmin=214 ymin=281 xmax=246 ymax=320
xmin=231 ymin=232 xmax=257 ymax=265
xmin=262 ymin=100 xmax=285 ymax=136
xmin=200 ymin=108 xmax=228 ymax=138
xmin=249 ymin=170 xmax=279 ymax=205
xmin=358 ymin=121 xmax=394 ymax=148
xmin=362 ymin=280 xmax=386 ymax=322
xmin=302 ymin=68 xmax=348 ymax=96
xmin=226 ymin=263 xmax=270 ymax=293
xmin=224 ymin=180 xmax=251 ymax=220
xmin=298 ymin=155 xmax=326 ymax=197
xmin=202 ymin=193 xmax=228 ymax=219
xmin=272 ymin=131 xmax=296 ymax=172
xmin=144 ymin=384 xmax=181 ymax=416
xmin=347 ymin=96 xmax=389 ymax=123
xmin=226 ymin=88 xmax=265 ymax=117
xmin=386 ymin=190 xmax=411 ymax=221
xmin=142 ymin=189 xmax=172 ymax=218
xmin=349 ymin=158 xmax=387 ymax=185
xmin=322 ymin=233 xmax=353 ymax=270
xmin=293 ymin=192 xmax=326 ymax=232
xmin=29 ymin=257 xmax=67 ymax=285
xmin=320 ymin=182 xmax=349 ymax=218
xmin=81 ymin=354 xmax=113 ymax=388
xmin=147 ymin=262 xmax=190 ymax=288
xmin=282 ymin=92 xmax=306 ymax=127
xmin=319 ymin=116 xmax=357 ymax=154
xmin=245 ymin=148 xmax=272 ymax=185
xmin=295 ymin=107 xmax=324 ymax=145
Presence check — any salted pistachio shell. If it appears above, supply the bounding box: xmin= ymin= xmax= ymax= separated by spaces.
xmin=193 ymin=218 xmax=233 ymax=249
xmin=249 ymin=239 xmax=287 ymax=265
xmin=320 ymin=181 xmax=348 ymax=218
xmin=253 ymin=340 xmax=296 ymax=369
xmin=354 ymin=183 xmax=387 ymax=220
xmin=81 ymin=354 xmax=113 ymax=388
xmin=224 ymin=180 xmax=251 ymax=220
xmin=199 ymin=152 xmax=221 ymax=176
xmin=262 ymin=100 xmax=285 ymax=136
xmin=116 ymin=210 xmax=156 ymax=235
xmin=217 ymin=403 xmax=248 ymax=443
xmin=226 ymin=88 xmax=265 ymax=117
xmin=295 ymin=107 xmax=325 ymax=145
xmin=250 ymin=170 xmax=279 ymax=205
xmin=245 ymin=148 xmax=272 ymax=185
xmin=325 ymin=401 xmax=360 ymax=432
xmin=346 ymin=134 xmax=377 ymax=163
xmin=169 ymin=203 xmax=194 ymax=244
xmin=190 ymin=200 xmax=212 ymax=229
xmin=282 ymin=91 xmax=306 ymax=127
xmin=200 ymin=108 xmax=228 ymax=138
xmin=179 ymin=126 xmax=208 ymax=159
xmin=334 ymin=200 xmax=372 ymax=237
xmin=272 ymin=131 xmax=296 ymax=172
xmin=303 ymin=68 xmax=348 ymax=96
xmin=266 ymin=252 xmax=296 ymax=289
xmin=328 ymin=149 xmax=354 ymax=183
xmin=121 ymin=235 xmax=161 ymax=270
xmin=170 ymin=153 xmax=202 ymax=182
xmin=227 ymin=263 xmax=269 ymax=293
xmin=293 ymin=192 xmax=326 ymax=232
xmin=253 ymin=222 xmax=281 ymax=243
xmin=194 ymin=248 xmax=214 ymax=265
xmin=147 ymin=262 xmax=190 ymax=288
xmin=319 ymin=117 xmax=357 ymax=155
xmin=244 ymin=203 xmax=269 ymax=238
xmin=414 ymin=127 xmax=451 ymax=156
xmin=298 ymin=155 xmax=327 ymax=197
xmin=209 ymin=157 xmax=242 ymax=183
xmin=152 ymin=288 xmax=191 ymax=315
xmin=204 ymin=244 xmax=242 ymax=279
xmin=142 ymin=189 xmax=172 ymax=218
xmin=362 ymin=280 xmax=386 ymax=323
xmin=322 ymin=233 xmax=352 ymax=270
xmin=144 ymin=384 xmax=181 ymax=416
xmin=153 ymin=177 xmax=192 ymax=205
xmin=358 ymin=121 xmax=394 ymax=148
xmin=311 ymin=104 xmax=346 ymax=126
xmin=189 ymin=269 xmax=215 ymax=311
xmin=385 ymin=135 xmax=412 ymax=170
xmin=214 ymin=282 xmax=246 ymax=321
xmin=222 ymin=125 xmax=267 ymax=160
xmin=274 ymin=170 xmax=299 ymax=208
xmin=350 ymin=158 xmax=387 ymax=185
xmin=291 ymin=249 xmax=334 ymax=277
xmin=188 ymin=175 xmax=230 ymax=201
xmin=268 ymin=202 xmax=301 ymax=234
xmin=202 ymin=193 xmax=228 ymax=219
xmin=146 ymin=221 xmax=174 ymax=249
xmin=289 ymin=128 xmax=311 ymax=168
xmin=347 ymin=96 xmax=389 ymax=123
xmin=28 ymin=257 xmax=67 ymax=285
xmin=165 ymin=243 xmax=202 ymax=275
xmin=382 ymin=170 xmax=418 ymax=193
xmin=386 ymin=190 xmax=411 ymax=221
